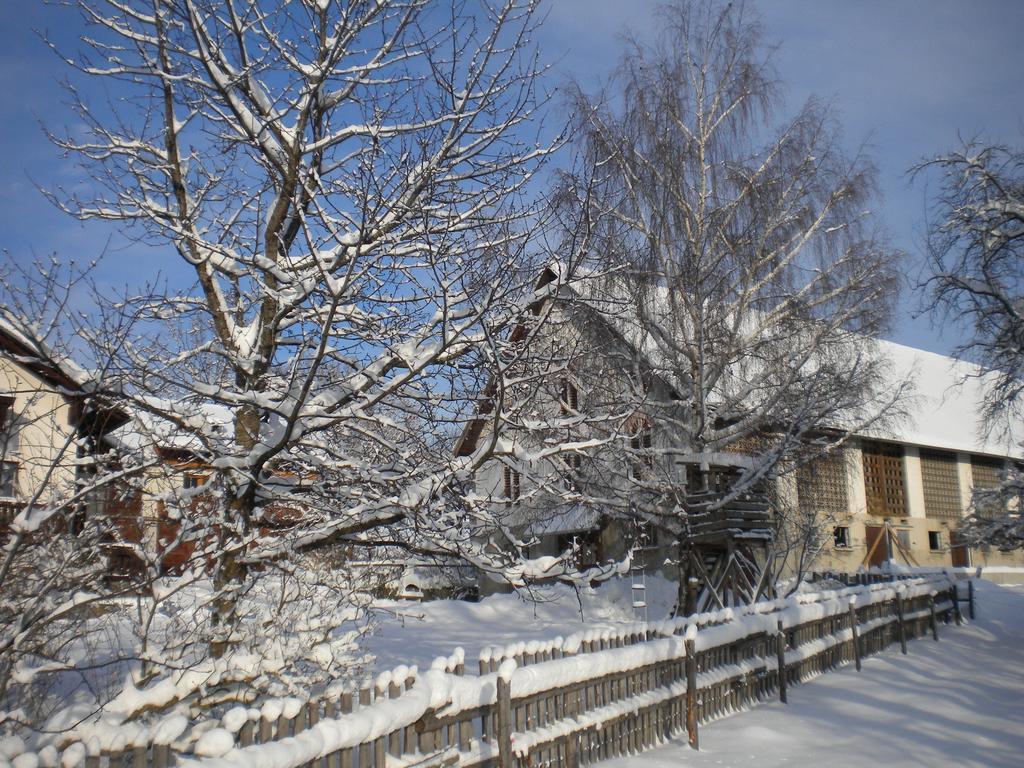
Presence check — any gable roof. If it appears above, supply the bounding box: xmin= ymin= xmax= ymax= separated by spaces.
xmin=0 ymin=319 xmax=89 ymax=392
xmin=0 ymin=319 xmax=130 ymax=437
xmin=455 ymin=264 xmax=1024 ymax=462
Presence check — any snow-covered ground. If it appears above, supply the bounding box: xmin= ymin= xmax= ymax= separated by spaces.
xmin=599 ymin=579 xmax=1024 ymax=768
xmin=365 ymin=575 xmax=679 ymax=672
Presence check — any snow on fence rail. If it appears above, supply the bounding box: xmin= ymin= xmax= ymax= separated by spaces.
xmin=17 ymin=574 xmax=964 ymax=768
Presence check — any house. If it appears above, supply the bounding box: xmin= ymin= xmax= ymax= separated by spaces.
xmin=801 ymin=341 xmax=1024 ymax=573
xmin=456 ymin=267 xmax=1024 ymax=603
xmin=0 ymin=320 xmax=133 ymax=548
xmin=0 ymin=322 xmax=282 ymax=577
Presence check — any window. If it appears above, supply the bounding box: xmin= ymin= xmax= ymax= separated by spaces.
xmin=0 ymin=395 xmax=18 ymax=456
xmin=895 ymin=528 xmax=912 ymax=553
xmin=0 ymin=461 xmax=17 ymax=498
xmin=928 ymin=530 xmax=942 ymax=551
xmin=563 ymin=452 xmax=582 ymax=490
xmin=559 ymin=378 xmax=579 ymax=413
xmin=861 ymin=440 xmax=906 ymax=517
xmin=627 ymin=414 xmax=653 ymax=480
xmin=920 ymin=449 xmax=962 ymax=519
xmin=502 ymin=466 xmax=521 ymax=501
xmin=183 ymin=475 xmax=200 ymax=489
xmin=971 ymin=455 xmax=1006 ymax=516
xmin=634 ymin=520 xmax=658 ymax=550
xmin=971 ymin=455 xmax=1004 ymax=490
xmin=833 ymin=525 xmax=851 ymax=548
xmin=557 ymin=529 xmax=601 ymax=568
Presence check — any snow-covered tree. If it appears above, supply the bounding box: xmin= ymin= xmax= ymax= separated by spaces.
xmin=546 ymin=0 xmax=906 ymax=609
xmin=917 ymin=140 xmax=1024 ymax=549
xmin=0 ymin=261 xmax=144 ymax=730
xmin=17 ymin=0 xmax=574 ymax=717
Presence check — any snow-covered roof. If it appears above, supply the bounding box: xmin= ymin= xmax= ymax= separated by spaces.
xmin=0 ymin=316 xmax=93 ymax=392
xmin=548 ymin=262 xmax=1024 ymax=460
xmin=870 ymin=339 xmax=1023 ymax=459
xmin=108 ymin=398 xmax=235 ymax=455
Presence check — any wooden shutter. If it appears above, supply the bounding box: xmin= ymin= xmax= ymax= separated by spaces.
xmin=919 ymin=449 xmax=962 ymax=519
xmin=797 ymin=452 xmax=849 ymax=516
xmin=861 ymin=440 xmax=906 ymax=517
xmin=503 ymin=466 xmax=520 ymax=501
xmin=970 ymin=455 xmax=1004 ymax=490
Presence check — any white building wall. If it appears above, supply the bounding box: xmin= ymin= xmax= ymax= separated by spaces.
xmin=955 ymin=452 xmax=974 ymax=515
xmin=902 ymin=445 xmax=927 ymax=519
xmin=846 ymin=441 xmax=867 ymax=516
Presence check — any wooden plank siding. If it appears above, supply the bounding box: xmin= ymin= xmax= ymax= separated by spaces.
xmin=861 ymin=440 xmax=907 ymax=517
xmin=919 ymin=449 xmax=962 ymax=520
xmin=796 ymin=452 xmax=848 ymax=517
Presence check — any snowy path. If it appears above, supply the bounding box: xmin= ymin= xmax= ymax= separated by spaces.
xmin=600 ymin=580 xmax=1024 ymax=768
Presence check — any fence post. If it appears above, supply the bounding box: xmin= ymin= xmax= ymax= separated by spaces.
xmin=848 ymin=597 xmax=861 ymax=672
xmin=968 ymin=579 xmax=976 ymax=620
xmin=496 ymin=666 xmax=514 ymax=768
xmin=775 ymin=620 xmax=787 ymax=704
xmin=685 ymin=636 xmax=698 ymax=750
xmin=951 ymin=584 xmax=962 ymax=625
xmin=928 ymin=591 xmax=939 ymax=641
xmin=895 ymin=588 xmax=907 ymax=655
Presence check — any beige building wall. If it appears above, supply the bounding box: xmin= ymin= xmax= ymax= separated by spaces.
xmin=802 ymin=439 xmax=1024 ymax=574
xmin=0 ymin=357 xmax=79 ymax=506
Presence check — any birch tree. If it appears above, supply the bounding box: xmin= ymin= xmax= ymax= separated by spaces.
xmin=917 ymin=140 xmax=1024 ymax=549
xmin=552 ymin=0 xmax=906 ymax=608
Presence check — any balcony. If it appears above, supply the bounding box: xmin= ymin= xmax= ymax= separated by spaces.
xmin=684 ymin=492 xmax=772 ymax=543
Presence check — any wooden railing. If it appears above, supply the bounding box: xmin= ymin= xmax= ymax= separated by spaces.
xmin=17 ymin=576 xmax=962 ymax=768
xmin=684 ymin=491 xmax=772 ymax=541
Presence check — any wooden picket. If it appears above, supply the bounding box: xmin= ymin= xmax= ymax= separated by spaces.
xmin=47 ymin=575 xmax=963 ymax=768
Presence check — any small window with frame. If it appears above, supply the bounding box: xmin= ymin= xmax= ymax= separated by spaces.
xmin=833 ymin=525 xmax=851 ymax=549
xmin=634 ymin=520 xmax=658 ymax=551
xmin=627 ymin=414 xmax=653 ymax=480
xmin=0 ymin=397 xmax=19 ymax=456
xmin=563 ymin=452 xmax=582 ymax=491
xmin=896 ymin=529 xmax=913 ymax=552
xmin=0 ymin=460 xmax=18 ymax=498
xmin=928 ymin=530 xmax=942 ymax=551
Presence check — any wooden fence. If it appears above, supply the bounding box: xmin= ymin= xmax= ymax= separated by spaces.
xmin=41 ymin=575 xmax=963 ymax=768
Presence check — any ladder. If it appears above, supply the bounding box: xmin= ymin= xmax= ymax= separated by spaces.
xmin=631 ymin=563 xmax=648 ymax=622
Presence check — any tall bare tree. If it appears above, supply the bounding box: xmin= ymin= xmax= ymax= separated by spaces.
xmin=13 ymin=0 xmax=578 ymax=721
xmin=549 ymin=0 xmax=906 ymax=610
xmin=917 ymin=139 xmax=1024 ymax=549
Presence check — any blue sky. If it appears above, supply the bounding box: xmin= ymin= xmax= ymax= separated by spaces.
xmin=2 ymin=0 xmax=1023 ymax=355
